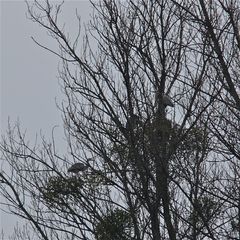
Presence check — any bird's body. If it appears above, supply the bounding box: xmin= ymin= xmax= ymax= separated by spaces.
xmin=68 ymin=162 xmax=88 ymax=173
xmin=162 ymin=95 xmax=174 ymax=107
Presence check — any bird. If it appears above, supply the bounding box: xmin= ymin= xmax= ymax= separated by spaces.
xmin=162 ymin=95 xmax=174 ymax=107
xmin=67 ymin=162 xmax=88 ymax=174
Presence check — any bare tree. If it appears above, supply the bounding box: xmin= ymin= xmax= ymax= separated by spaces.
xmin=1 ymin=0 xmax=240 ymax=239
xmin=173 ymin=1 xmax=240 ymax=239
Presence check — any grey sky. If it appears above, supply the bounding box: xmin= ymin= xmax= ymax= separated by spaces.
xmin=0 ymin=0 xmax=92 ymax=236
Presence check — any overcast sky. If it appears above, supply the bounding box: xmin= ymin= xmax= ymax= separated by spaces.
xmin=0 ymin=0 xmax=92 ymax=236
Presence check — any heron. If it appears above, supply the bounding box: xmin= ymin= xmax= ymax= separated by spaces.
xmin=162 ymin=95 xmax=174 ymax=107
xmin=67 ymin=162 xmax=88 ymax=174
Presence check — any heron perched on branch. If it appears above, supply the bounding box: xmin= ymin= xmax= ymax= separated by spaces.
xmin=162 ymin=95 xmax=174 ymax=107
xmin=67 ymin=162 xmax=88 ymax=174
xmin=67 ymin=158 xmax=95 ymax=174
xmin=154 ymin=91 xmax=174 ymax=110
